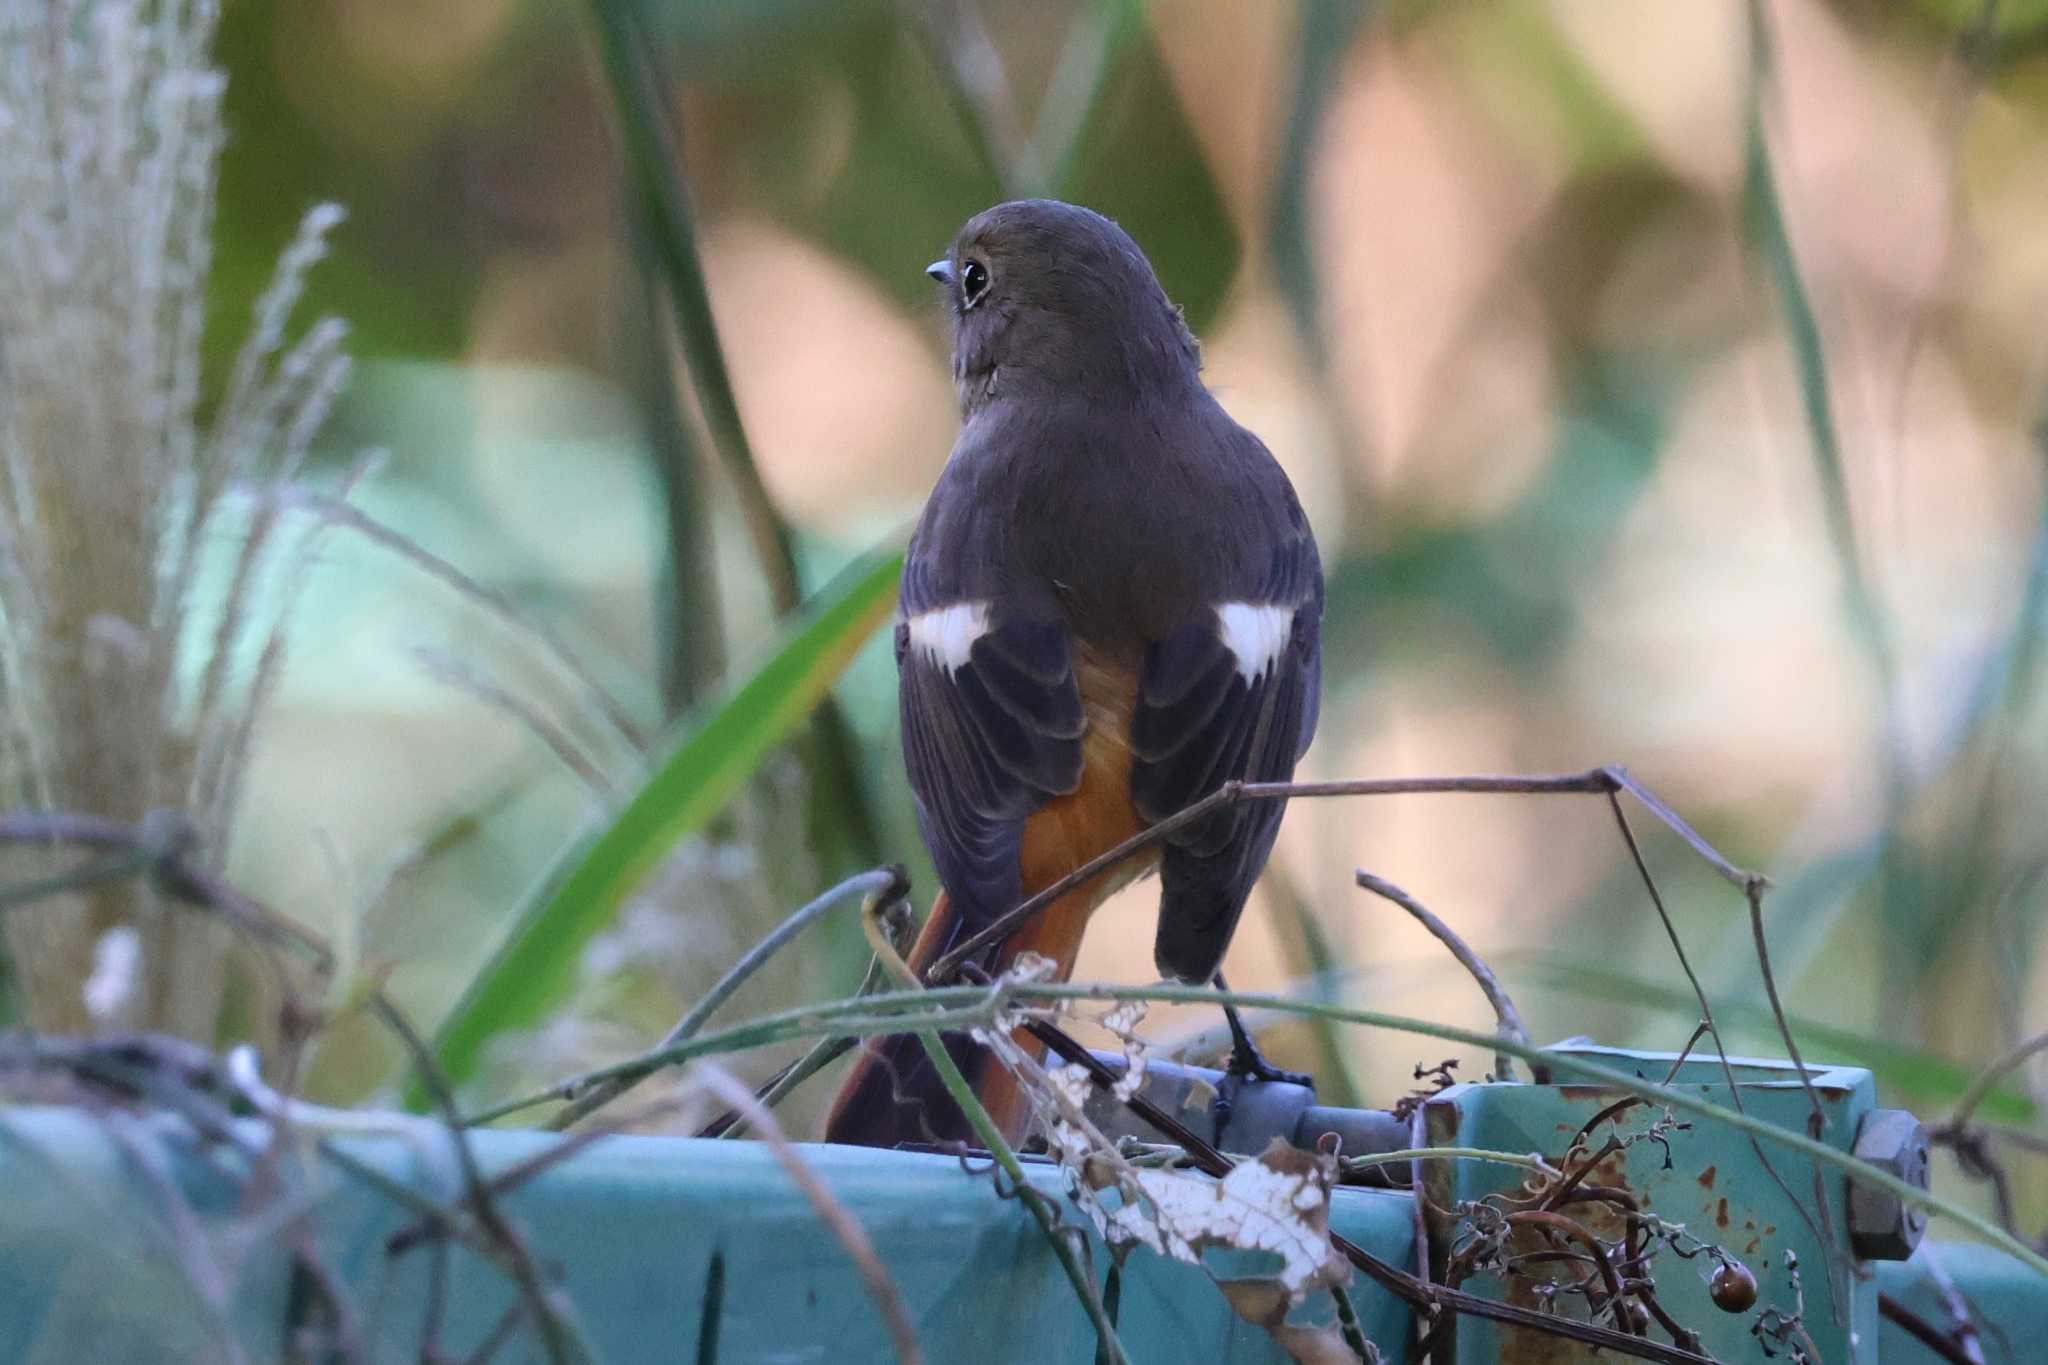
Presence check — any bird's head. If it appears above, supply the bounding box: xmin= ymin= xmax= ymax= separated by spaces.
xmin=928 ymin=199 xmax=1200 ymax=415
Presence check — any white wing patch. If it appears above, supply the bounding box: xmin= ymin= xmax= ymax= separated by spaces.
xmin=1215 ymin=602 xmax=1295 ymax=682
xmin=906 ymin=600 xmax=991 ymax=672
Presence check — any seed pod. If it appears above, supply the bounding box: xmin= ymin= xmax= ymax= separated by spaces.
xmin=1710 ymin=1260 xmax=1758 ymax=1312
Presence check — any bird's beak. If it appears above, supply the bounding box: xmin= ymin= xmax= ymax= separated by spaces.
xmin=925 ymin=259 xmax=955 ymax=286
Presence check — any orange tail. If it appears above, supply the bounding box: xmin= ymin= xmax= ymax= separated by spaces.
xmin=821 ymin=885 xmax=1098 ymax=1148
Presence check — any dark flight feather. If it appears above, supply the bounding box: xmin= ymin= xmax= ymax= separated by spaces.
xmin=1134 ymin=465 xmax=1323 ymax=983
xmin=896 ymin=562 xmax=1084 ymax=956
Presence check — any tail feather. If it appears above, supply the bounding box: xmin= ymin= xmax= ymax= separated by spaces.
xmin=821 ymin=884 xmax=1098 ymax=1148
xmin=822 ymin=891 xmax=982 ymax=1147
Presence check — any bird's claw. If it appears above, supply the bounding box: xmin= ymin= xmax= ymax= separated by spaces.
xmin=1209 ymin=1000 xmax=1315 ymax=1144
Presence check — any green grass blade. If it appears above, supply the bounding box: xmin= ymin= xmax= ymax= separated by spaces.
xmin=1743 ymin=0 xmax=1926 ymax=1005
xmin=1507 ymin=951 xmax=2039 ymax=1125
xmin=417 ymin=548 xmax=903 ymax=1104
xmin=586 ymin=0 xmax=884 ymax=866
xmin=624 ymin=193 xmax=726 ymax=713
xmin=586 ymin=0 xmax=799 ymax=613
xmin=1267 ymin=0 xmax=1367 ymax=381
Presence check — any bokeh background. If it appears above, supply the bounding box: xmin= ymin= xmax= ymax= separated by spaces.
xmin=205 ymin=0 xmax=2046 ymax=1221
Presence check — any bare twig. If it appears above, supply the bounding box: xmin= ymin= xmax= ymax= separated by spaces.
xmin=696 ymin=1064 xmax=923 ymax=1364
xmin=1354 ymin=869 xmax=1541 ymax=1083
xmin=863 ymin=901 xmax=1132 ymax=1365
xmin=1340 ymin=1147 xmax=1552 ymax=1178
xmin=386 ymin=1095 xmax=691 ymax=1258
xmin=368 ymin=998 xmax=599 ymax=1365
xmin=931 ymin=767 xmax=1758 ymax=982
xmin=1972 ymin=1120 xmax=2048 ymax=1156
xmin=1879 ymin=1292 xmax=1983 ymax=1365
xmin=0 ymin=810 xmax=600 ymax=1365
xmin=461 ymin=1303 xmax=525 ymax=1365
xmin=1944 ymin=1030 xmax=2048 ymax=1132
xmin=1916 ymin=1245 xmax=1989 ymax=1365
xmin=1025 ymin=1018 xmax=1716 ymax=1365
xmin=1606 ymin=795 xmax=1839 ymax=1298
xmin=1933 ymin=1116 xmax=2025 ymax=1233
xmin=547 ymin=866 xmax=908 ymax=1131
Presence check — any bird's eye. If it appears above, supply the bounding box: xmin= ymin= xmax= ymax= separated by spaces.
xmin=962 ymin=259 xmax=990 ymax=306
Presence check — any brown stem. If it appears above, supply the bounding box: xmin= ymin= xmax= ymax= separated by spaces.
xmin=932 ymin=767 xmax=1745 ymax=981
xmin=1508 ymin=1209 xmax=1633 ymax=1326
xmin=1879 ymin=1292 xmax=1983 ymax=1365
xmin=1027 ymin=1017 xmax=1719 ymax=1365
xmin=1355 ymin=869 xmax=1542 ymax=1083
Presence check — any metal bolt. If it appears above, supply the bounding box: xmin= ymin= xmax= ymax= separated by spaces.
xmin=1847 ymin=1108 xmax=1929 ymax=1261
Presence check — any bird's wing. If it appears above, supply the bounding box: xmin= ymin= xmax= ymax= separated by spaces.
xmin=1131 ymin=475 xmax=1323 ymax=983
xmin=897 ymin=551 xmax=1086 ymax=946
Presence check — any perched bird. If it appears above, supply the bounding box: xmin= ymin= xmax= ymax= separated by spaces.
xmin=824 ymin=200 xmax=1323 ymax=1148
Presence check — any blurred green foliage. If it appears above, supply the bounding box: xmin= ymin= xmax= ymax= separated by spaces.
xmin=110 ymin=0 xmax=2046 ymax=1229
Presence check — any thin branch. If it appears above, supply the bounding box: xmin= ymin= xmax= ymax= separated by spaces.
xmin=1879 ymin=1292 xmax=1982 ymax=1365
xmin=0 ymin=814 xmax=601 ymax=1365
xmin=385 ymin=1096 xmax=690 ymax=1258
xmin=1944 ymin=1030 xmax=2048 ymax=1131
xmin=1973 ymin=1120 xmax=2048 ymax=1156
xmin=1934 ymin=1032 xmax=2048 ymax=1234
xmin=862 ymin=901 xmax=1132 ymax=1365
xmin=459 ymin=985 xmax=1004 ymax=1128
xmin=1340 ymin=1147 xmax=1553 ymax=1177
xmin=1354 ymin=869 xmax=1539 ymax=1083
xmin=1017 ymin=982 xmax=2048 ymax=1283
xmin=547 ymin=867 xmax=907 ymax=1131
xmin=1507 ymin=1208 xmax=1632 ymax=1328
xmin=1606 ymin=795 xmax=1838 ymax=1292
xmin=367 ymin=997 xmax=599 ymax=1365
xmin=461 ymin=1304 xmax=525 ymax=1365
xmin=1916 ymin=1245 xmax=1990 ymax=1365
xmin=428 ymin=966 xmax=2048 ymax=1285
xmin=696 ymin=1064 xmax=923 ymax=1364
xmin=932 ymin=767 xmax=1749 ymax=981
xmin=1024 ymin=1019 xmax=1714 ymax=1365
xmin=704 ymin=1035 xmax=856 ymax=1139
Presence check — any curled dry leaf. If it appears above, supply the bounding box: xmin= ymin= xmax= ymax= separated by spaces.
xmin=1035 ymin=1058 xmax=1356 ymax=1355
xmin=1095 ymin=1001 xmax=1150 ymax=1102
xmin=976 ymin=988 xmax=1361 ymax=1360
xmin=1110 ymin=1139 xmax=1348 ymax=1301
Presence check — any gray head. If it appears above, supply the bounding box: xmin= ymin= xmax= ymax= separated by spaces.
xmin=926 ymin=199 xmax=1201 ymax=414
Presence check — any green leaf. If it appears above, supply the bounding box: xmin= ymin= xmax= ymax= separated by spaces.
xmin=416 ymin=547 xmax=903 ymax=1104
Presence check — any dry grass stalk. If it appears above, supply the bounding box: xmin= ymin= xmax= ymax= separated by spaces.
xmin=0 ymin=0 xmax=349 ymax=1040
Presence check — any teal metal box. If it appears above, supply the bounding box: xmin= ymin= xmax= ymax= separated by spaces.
xmin=0 ymin=1045 xmax=2039 ymax=1362
xmin=1421 ymin=1046 xmax=1875 ymax=1362
xmin=0 ymin=1107 xmax=1415 ymax=1362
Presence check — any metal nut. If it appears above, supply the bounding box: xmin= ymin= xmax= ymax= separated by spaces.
xmin=1847 ymin=1108 xmax=1929 ymax=1261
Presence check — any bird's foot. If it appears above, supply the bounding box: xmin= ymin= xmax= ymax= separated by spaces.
xmin=1225 ymin=1026 xmax=1316 ymax=1090
xmin=1209 ymin=992 xmax=1315 ymax=1144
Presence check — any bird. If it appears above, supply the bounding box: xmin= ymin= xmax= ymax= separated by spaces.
xmin=823 ymin=199 xmax=1323 ymax=1149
